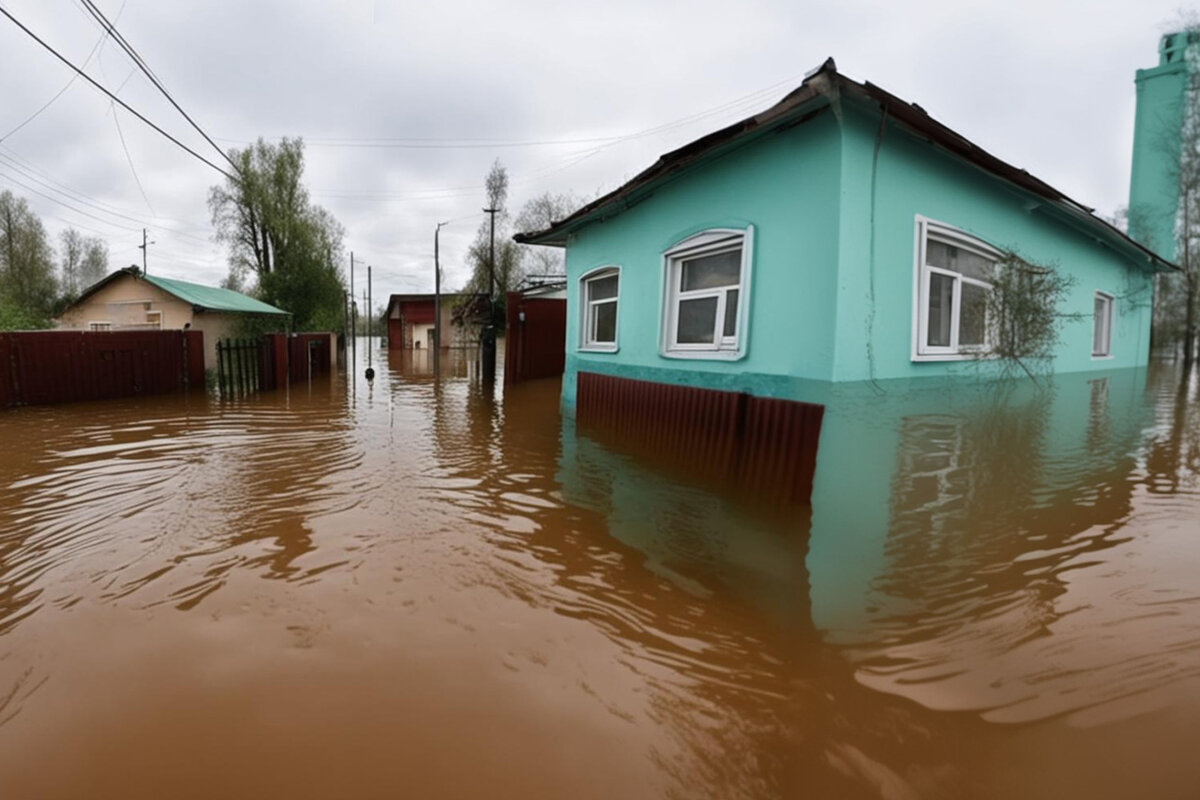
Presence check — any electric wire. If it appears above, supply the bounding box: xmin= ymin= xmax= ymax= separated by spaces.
xmin=110 ymin=100 xmax=155 ymax=215
xmin=75 ymin=0 xmax=235 ymax=170
xmin=0 ymin=4 xmax=235 ymax=180
xmin=0 ymin=0 xmax=128 ymax=143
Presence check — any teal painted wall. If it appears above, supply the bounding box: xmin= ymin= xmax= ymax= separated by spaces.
xmin=832 ymin=103 xmax=1155 ymax=383
xmin=556 ymin=91 xmax=1156 ymax=411
xmin=1128 ymin=33 xmax=1188 ymax=262
xmin=561 ymin=111 xmax=844 ymax=412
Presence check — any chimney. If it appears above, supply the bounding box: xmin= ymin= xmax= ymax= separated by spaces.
xmin=1129 ymin=32 xmax=1191 ymax=261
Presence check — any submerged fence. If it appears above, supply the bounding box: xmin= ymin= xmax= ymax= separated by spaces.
xmin=215 ymin=332 xmax=333 ymax=399
xmin=1 ymin=330 xmax=204 ymax=409
xmin=575 ymin=371 xmax=825 ymax=504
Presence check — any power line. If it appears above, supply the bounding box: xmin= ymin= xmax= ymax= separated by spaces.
xmin=75 ymin=0 xmax=236 ymax=170
xmin=0 ymin=5 xmax=235 ymax=180
xmin=0 ymin=145 xmax=211 ymax=232
xmin=0 ymin=0 xmax=128 ymax=143
xmin=110 ymin=101 xmax=155 ymax=215
xmin=0 ymin=149 xmax=211 ymax=242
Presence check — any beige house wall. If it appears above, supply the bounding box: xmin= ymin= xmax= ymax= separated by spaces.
xmin=187 ymin=313 xmax=238 ymax=371
xmin=56 ymin=279 xmax=194 ymax=331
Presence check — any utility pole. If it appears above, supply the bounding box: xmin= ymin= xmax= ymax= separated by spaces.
xmin=350 ymin=251 xmax=356 ymax=368
xmin=434 ymin=221 xmax=446 ymax=375
xmin=481 ymin=206 xmax=499 ymax=381
xmin=367 ymin=264 xmax=373 ymax=364
xmin=138 ymin=228 xmax=154 ymax=275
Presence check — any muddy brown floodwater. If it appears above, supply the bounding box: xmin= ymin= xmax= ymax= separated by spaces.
xmin=0 ymin=346 xmax=1198 ymax=799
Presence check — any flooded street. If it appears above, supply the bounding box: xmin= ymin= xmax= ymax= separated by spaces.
xmin=1 ymin=346 xmax=1198 ymax=799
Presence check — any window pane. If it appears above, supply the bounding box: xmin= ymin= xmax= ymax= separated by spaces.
xmin=677 ymin=296 xmax=718 ymax=344
xmin=927 ymin=239 xmax=993 ymax=281
xmin=960 ymin=282 xmax=988 ymax=347
xmin=723 ymin=288 xmax=739 ymax=338
xmin=592 ymin=301 xmax=616 ymax=343
xmin=1093 ymin=295 xmax=1110 ymax=355
xmin=587 ymin=274 xmax=618 ymax=301
xmin=927 ymin=273 xmax=954 ymax=347
xmin=682 ymin=249 xmax=741 ymax=291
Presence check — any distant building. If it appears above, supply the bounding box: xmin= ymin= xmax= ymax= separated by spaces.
xmin=55 ymin=267 xmax=289 ymax=369
xmin=384 ymin=293 xmax=484 ymax=350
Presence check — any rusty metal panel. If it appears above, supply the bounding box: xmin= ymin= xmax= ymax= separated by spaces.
xmin=288 ymin=333 xmax=332 ymax=383
xmin=505 ymin=293 xmax=566 ymax=386
xmin=575 ymin=371 xmax=824 ymax=504
xmin=0 ymin=330 xmax=196 ymax=409
xmin=0 ymin=335 xmax=13 ymax=407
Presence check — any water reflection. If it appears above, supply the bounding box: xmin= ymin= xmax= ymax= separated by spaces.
xmin=808 ymin=365 xmax=1200 ymax=728
xmin=0 ymin=350 xmax=1197 ymax=798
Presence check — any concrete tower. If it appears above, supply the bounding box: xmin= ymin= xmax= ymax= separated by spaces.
xmin=1129 ymin=31 xmax=1191 ymax=262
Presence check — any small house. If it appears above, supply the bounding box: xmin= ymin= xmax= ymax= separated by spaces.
xmin=55 ymin=267 xmax=289 ymax=370
xmin=516 ymin=58 xmax=1176 ymax=422
xmin=384 ymin=293 xmax=484 ymax=350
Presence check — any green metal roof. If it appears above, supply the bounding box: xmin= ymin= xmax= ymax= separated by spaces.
xmin=141 ymin=273 xmax=288 ymax=315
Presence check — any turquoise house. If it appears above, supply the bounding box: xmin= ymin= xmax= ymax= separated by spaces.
xmin=517 ymin=59 xmax=1175 ymax=416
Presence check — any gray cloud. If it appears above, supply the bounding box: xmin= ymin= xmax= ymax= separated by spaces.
xmin=0 ymin=0 xmax=1185 ymax=302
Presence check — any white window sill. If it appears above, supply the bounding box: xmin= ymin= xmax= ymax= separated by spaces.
xmin=911 ymin=351 xmax=988 ymax=363
xmin=661 ymin=348 xmax=746 ymax=361
xmin=580 ymin=343 xmax=619 ymax=354
xmin=1091 ymin=354 xmax=1114 ymax=360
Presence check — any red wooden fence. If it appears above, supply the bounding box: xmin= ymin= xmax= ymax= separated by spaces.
xmin=504 ymin=293 xmax=566 ymax=386
xmin=1 ymin=330 xmax=204 ymax=408
xmin=575 ymin=371 xmax=825 ymax=504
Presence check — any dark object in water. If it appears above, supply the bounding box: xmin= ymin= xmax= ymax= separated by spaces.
xmin=365 ymin=367 xmax=375 ymax=382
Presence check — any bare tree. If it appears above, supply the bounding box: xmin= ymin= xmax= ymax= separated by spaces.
xmin=514 ymin=190 xmax=582 ymax=279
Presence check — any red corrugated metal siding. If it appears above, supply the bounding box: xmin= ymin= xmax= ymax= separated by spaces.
xmin=288 ymin=333 xmax=332 ymax=382
xmin=185 ymin=331 xmax=205 ymax=388
xmin=576 ymin=371 xmax=824 ymax=504
xmin=400 ymin=301 xmax=435 ymax=325
xmin=0 ymin=335 xmax=13 ymax=407
xmin=1 ymin=330 xmax=202 ymax=408
xmin=387 ymin=318 xmax=403 ymax=350
xmin=504 ymin=293 xmax=566 ymax=386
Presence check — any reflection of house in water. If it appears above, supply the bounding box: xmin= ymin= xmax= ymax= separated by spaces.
xmin=805 ymin=367 xmax=1176 ymax=722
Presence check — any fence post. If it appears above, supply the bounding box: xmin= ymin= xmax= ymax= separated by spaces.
xmin=217 ymin=340 xmax=225 ymax=397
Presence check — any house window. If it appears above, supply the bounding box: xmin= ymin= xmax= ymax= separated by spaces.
xmin=913 ymin=218 xmax=999 ymax=360
xmin=580 ymin=267 xmax=620 ymax=351
xmin=146 ymin=310 xmax=162 ymax=330
xmin=1092 ymin=292 xmax=1113 ymax=357
xmin=661 ymin=227 xmax=753 ymax=359
xmin=88 ymin=321 xmax=111 ymax=332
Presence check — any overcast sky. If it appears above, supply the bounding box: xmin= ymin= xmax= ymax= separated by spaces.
xmin=0 ymin=0 xmax=1189 ymax=304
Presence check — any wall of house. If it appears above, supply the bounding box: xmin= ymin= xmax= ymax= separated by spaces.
xmin=56 ymin=276 xmax=194 ymax=331
xmin=560 ymin=111 xmax=844 ymax=412
xmin=187 ymin=312 xmax=239 ymax=371
xmin=830 ymin=103 xmax=1157 ymax=383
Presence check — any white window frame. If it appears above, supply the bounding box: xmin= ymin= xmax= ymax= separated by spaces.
xmin=911 ymin=216 xmax=1001 ymax=361
xmin=579 ymin=266 xmax=620 ymax=352
xmin=1092 ymin=291 xmax=1114 ymax=359
xmin=146 ymin=310 xmax=162 ymax=330
xmin=88 ymin=321 xmax=111 ymax=332
xmin=660 ymin=226 xmax=754 ymax=360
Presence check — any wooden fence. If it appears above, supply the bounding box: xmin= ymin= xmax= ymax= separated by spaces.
xmin=215 ymin=333 xmax=332 ymax=399
xmin=1 ymin=330 xmax=204 ymax=409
